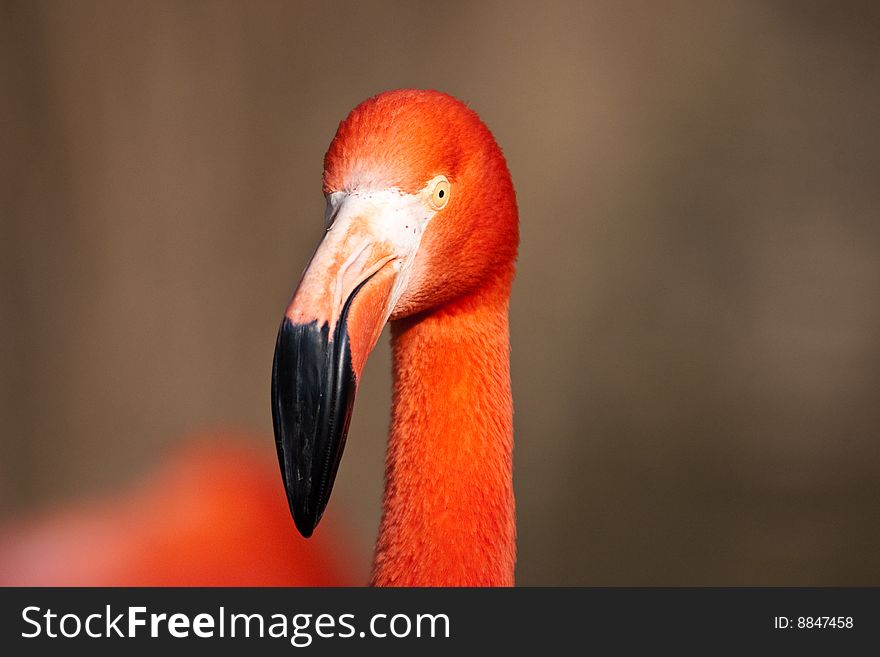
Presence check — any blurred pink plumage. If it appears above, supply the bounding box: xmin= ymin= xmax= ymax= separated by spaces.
xmin=0 ymin=433 xmax=356 ymax=586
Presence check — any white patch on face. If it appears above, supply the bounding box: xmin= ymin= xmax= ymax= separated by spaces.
xmin=321 ymin=179 xmax=443 ymax=322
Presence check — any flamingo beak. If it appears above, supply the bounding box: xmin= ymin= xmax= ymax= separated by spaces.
xmin=271 ymin=190 xmax=432 ymax=537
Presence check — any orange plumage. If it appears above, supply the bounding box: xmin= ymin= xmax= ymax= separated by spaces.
xmin=0 ymin=434 xmax=354 ymax=586
xmin=321 ymin=90 xmax=519 ymax=585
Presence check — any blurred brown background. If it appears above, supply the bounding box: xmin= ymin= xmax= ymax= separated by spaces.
xmin=2 ymin=0 xmax=879 ymax=585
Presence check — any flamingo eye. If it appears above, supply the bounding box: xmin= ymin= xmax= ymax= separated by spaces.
xmin=429 ymin=177 xmax=451 ymax=210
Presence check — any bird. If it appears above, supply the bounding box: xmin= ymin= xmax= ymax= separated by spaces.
xmin=0 ymin=433 xmax=356 ymax=586
xmin=271 ymin=89 xmax=519 ymax=586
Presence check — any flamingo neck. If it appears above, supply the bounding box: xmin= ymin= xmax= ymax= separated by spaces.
xmin=371 ymin=273 xmax=516 ymax=586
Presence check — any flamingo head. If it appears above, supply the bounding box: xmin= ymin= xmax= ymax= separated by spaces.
xmin=271 ymin=89 xmax=518 ymax=537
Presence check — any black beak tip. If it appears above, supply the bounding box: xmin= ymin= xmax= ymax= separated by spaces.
xmin=280 ymin=479 xmax=319 ymax=538
xmin=271 ymin=315 xmax=358 ymax=541
xmin=293 ymin=510 xmax=316 ymax=539
xmin=278 ymin=464 xmax=324 ymax=538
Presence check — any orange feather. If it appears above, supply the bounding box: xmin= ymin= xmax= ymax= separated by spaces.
xmin=325 ymin=90 xmax=519 ymax=585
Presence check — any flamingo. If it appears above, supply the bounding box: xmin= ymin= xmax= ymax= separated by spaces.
xmin=272 ymin=89 xmax=518 ymax=586
xmin=0 ymin=434 xmax=355 ymax=586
